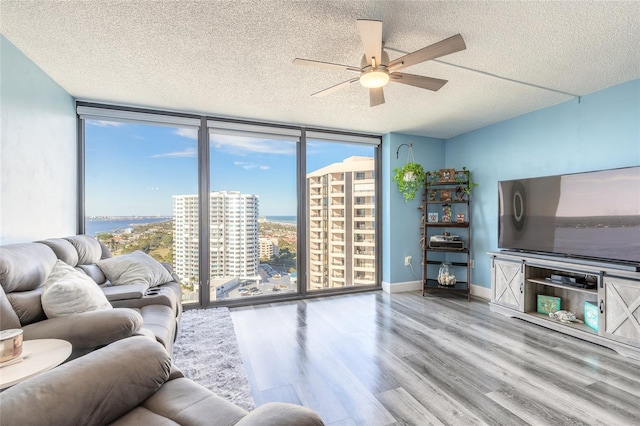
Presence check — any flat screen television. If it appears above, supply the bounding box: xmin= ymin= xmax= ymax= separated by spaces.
xmin=498 ymin=166 xmax=640 ymax=268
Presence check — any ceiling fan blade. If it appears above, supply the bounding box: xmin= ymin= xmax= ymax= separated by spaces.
xmin=389 ymin=72 xmax=448 ymax=91
xmin=356 ymin=19 xmax=383 ymax=66
xmin=369 ymin=87 xmax=385 ymax=107
xmin=311 ymin=78 xmax=360 ymax=97
xmin=293 ymin=58 xmax=360 ymax=72
xmin=388 ymin=34 xmax=466 ymax=72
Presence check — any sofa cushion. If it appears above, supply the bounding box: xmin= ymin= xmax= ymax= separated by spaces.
xmin=136 ymin=377 xmax=248 ymax=426
xmin=0 ymin=285 xmax=21 ymax=330
xmin=7 ymin=287 xmax=46 ymax=325
xmin=134 ymin=304 xmax=177 ymax=355
xmin=0 ymin=336 xmax=171 ymax=426
xmin=22 ymin=308 xmax=143 ymax=360
xmin=38 ymin=238 xmax=80 ymax=266
xmin=77 ymin=264 xmax=108 ymax=284
xmin=97 ymin=251 xmax=174 ymax=287
xmin=0 ymin=242 xmax=57 ymax=293
xmin=65 ymin=235 xmax=104 ymax=264
xmin=41 ymin=260 xmax=112 ymax=318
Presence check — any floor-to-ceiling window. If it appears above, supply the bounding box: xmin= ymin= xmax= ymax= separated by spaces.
xmin=207 ymin=121 xmax=300 ymax=301
xmin=80 ymin=105 xmax=380 ymax=307
xmin=80 ymin=107 xmax=201 ymax=305
xmin=305 ymin=132 xmax=379 ymax=292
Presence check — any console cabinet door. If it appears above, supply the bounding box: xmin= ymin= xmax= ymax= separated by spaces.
xmin=491 ymin=257 xmax=524 ymax=311
xmin=602 ymin=276 xmax=640 ymax=348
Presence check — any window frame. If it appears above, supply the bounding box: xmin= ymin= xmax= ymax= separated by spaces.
xmin=77 ymin=101 xmax=382 ymax=308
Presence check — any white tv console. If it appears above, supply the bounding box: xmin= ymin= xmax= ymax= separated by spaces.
xmin=489 ymin=250 xmax=640 ymax=360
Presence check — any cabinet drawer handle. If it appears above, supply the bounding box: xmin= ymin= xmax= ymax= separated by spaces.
xmin=599 ymin=300 xmax=604 ymax=314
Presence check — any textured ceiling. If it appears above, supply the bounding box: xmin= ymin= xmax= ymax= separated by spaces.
xmin=1 ymin=1 xmax=639 ymax=139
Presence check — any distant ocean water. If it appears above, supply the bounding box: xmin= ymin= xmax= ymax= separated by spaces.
xmin=265 ymin=216 xmax=296 ymax=224
xmin=86 ymin=217 xmax=172 ymax=235
xmin=86 ymin=215 xmax=295 ymax=235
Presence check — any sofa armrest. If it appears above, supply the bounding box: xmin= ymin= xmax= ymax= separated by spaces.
xmin=0 ymin=337 xmax=170 ymax=426
xmin=234 ymin=402 xmax=325 ymax=426
xmin=110 ymin=286 xmax=178 ymax=314
xmin=102 ymin=283 xmax=149 ymax=301
xmin=22 ymin=308 xmax=143 ymax=358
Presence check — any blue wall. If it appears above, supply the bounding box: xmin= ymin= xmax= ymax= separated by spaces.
xmin=0 ymin=35 xmax=77 ymax=244
xmin=383 ymin=133 xmax=445 ymax=286
xmin=445 ymin=79 xmax=640 ymax=289
xmin=384 ymin=79 xmax=639 ymax=291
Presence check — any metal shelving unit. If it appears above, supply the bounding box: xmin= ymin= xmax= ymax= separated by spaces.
xmin=421 ymin=170 xmax=472 ymax=300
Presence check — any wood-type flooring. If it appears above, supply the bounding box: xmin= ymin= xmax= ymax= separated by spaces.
xmin=230 ymin=291 xmax=640 ymax=425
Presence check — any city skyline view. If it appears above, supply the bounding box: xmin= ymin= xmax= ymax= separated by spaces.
xmin=85 ymin=120 xmax=375 ymax=217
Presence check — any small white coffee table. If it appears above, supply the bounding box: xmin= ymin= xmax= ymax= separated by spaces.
xmin=0 ymin=339 xmax=72 ymax=389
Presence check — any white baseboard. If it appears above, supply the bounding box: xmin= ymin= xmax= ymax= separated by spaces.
xmin=382 ymin=280 xmax=421 ymax=294
xmin=470 ymin=283 xmax=491 ymax=300
xmin=382 ymin=280 xmax=491 ymax=300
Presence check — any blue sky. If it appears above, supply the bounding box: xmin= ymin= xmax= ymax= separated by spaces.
xmin=85 ymin=120 xmax=374 ymax=216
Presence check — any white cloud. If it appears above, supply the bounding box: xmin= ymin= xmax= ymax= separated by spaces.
xmin=174 ymin=128 xmax=198 ymax=140
xmin=87 ymin=120 xmax=124 ymax=127
xmin=152 ymin=147 xmax=197 ymax=158
xmin=211 ymin=134 xmax=295 ymax=155
xmin=233 ymin=161 xmax=271 ymax=170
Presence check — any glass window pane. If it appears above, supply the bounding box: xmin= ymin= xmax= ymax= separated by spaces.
xmin=84 ymin=120 xmax=199 ymax=305
xmin=209 ymin=132 xmax=298 ymax=301
xmin=306 ymin=140 xmax=377 ymax=291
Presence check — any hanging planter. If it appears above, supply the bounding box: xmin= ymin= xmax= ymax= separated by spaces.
xmin=393 ymin=143 xmax=425 ymax=202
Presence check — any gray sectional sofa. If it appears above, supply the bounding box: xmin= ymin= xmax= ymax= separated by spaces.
xmin=0 ymin=336 xmax=324 ymax=425
xmin=0 ymin=235 xmax=181 ymax=358
xmin=0 ymin=235 xmax=324 ymax=424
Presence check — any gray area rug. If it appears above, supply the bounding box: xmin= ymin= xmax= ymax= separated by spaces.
xmin=172 ymin=307 xmax=255 ymax=411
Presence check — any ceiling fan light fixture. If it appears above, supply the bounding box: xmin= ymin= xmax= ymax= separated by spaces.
xmin=360 ymin=69 xmax=389 ymax=88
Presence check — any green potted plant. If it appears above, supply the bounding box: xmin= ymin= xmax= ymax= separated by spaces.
xmin=455 ymin=166 xmax=478 ymax=197
xmin=393 ymin=162 xmax=425 ymax=202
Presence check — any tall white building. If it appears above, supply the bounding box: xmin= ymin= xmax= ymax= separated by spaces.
xmin=307 ymin=156 xmax=376 ymax=290
xmin=173 ymin=191 xmax=259 ymax=287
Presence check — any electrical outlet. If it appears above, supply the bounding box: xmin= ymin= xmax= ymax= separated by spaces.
xmin=404 ymin=256 xmax=412 ymax=266
xmin=470 ymin=259 xmax=475 ymax=268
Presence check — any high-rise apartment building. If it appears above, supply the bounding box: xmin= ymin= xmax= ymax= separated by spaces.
xmin=259 ymin=237 xmax=280 ymax=260
xmin=307 ymin=156 xmax=376 ymax=290
xmin=173 ymin=191 xmax=259 ymax=287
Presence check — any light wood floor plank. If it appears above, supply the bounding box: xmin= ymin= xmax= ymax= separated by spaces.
xmin=230 ymin=291 xmax=640 ymax=425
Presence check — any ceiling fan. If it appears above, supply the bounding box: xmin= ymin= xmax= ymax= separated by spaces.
xmin=293 ymin=19 xmax=466 ymax=107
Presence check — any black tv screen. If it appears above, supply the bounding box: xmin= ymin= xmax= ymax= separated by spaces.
xmin=498 ymin=166 xmax=640 ymax=265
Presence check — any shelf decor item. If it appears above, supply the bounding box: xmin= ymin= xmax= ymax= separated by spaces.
xmin=584 ymin=301 xmax=599 ymax=331
xmin=439 ymin=168 xmax=456 ymax=182
xmin=442 ymin=204 xmax=452 ymax=223
xmin=427 ymin=212 xmax=439 ymax=223
xmin=440 ymin=190 xmax=452 ymax=202
xmin=393 ymin=143 xmax=425 ymax=202
xmin=457 ymin=213 xmax=465 ymax=223
xmin=438 ymin=262 xmax=456 ymax=286
xmin=537 ymin=295 xmax=561 ymax=314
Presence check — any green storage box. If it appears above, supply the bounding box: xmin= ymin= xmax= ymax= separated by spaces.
xmin=537 ymin=295 xmax=561 ymax=314
xmin=584 ymin=301 xmax=599 ymax=331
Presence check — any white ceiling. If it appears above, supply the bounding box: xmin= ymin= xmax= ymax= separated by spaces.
xmin=1 ymin=1 xmax=639 ymax=139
